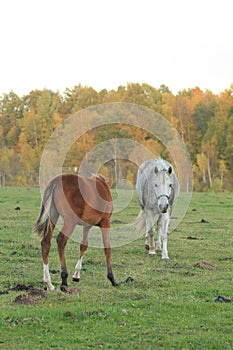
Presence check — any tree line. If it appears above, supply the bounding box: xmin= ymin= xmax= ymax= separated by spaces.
xmin=0 ymin=83 xmax=233 ymax=191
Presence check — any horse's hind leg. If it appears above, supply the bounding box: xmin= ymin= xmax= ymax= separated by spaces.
xmin=56 ymin=222 xmax=75 ymax=291
xmin=41 ymin=223 xmax=56 ymax=291
xmin=101 ymin=220 xmax=118 ymax=286
xmin=73 ymin=226 xmax=90 ymax=282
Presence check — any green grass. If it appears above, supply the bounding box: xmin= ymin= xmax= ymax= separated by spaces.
xmin=0 ymin=188 xmax=233 ymax=349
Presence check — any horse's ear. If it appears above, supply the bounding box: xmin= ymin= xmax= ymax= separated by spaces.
xmin=154 ymin=166 xmax=158 ymax=174
xmin=106 ymin=179 xmax=112 ymax=188
xmin=168 ymin=166 xmax=172 ymax=175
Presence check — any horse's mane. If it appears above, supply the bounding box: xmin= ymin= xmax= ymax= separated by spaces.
xmin=91 ymin=173 xmax=106 ymax=182
xmin=156 ymin=157 xmax=172 ymax=172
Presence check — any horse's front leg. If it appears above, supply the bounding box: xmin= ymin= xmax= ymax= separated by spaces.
xmin=158 ymin=212 xmax=170 ymax=261
xmin=73 ymin=226 xmax=90 ymax=282
xmin=41 ymin=225 xmax=55 ymax=291
xmin=145 ymin=209 xmax=156 ymax=256
xmin=156 ymin=215 xmax=162 ymax=252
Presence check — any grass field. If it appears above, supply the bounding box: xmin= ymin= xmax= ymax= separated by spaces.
xmin=0 ymin=187 xmax=233 ymax=349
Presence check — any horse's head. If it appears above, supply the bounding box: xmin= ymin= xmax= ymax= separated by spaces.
xmin=154 ymin=166 xmax=173 ymax=213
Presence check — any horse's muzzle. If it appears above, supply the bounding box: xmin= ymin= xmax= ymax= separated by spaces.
xmin=158 ymin=199 xmax=169 ymax=213
xmin=159 ymin=205 xmax=169 ymax=213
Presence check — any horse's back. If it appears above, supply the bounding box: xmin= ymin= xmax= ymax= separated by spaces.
xmin=51 ymin=174 xmax=113 ymax=226
xmin=136 ymin=159 xmax=158 ymax=209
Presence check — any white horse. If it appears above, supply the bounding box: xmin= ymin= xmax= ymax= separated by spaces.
xmin=136 ymin=158 xmax=180 ymax=260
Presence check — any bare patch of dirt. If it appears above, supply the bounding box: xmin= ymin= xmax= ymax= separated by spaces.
xmin=66 ymin=287 xmax=81 ymax=295
xmin=14 ymin=294 xmax=37 ymax=305
xmin=5 ymin=317 xmax=42 ymax=326
xmin=0 ymin=283 xmax=47 ymax=304
xmin=28 ymin=288 xmax=47 ymax=297
xmin=57 ymin=287 xmax=81 ymax=296
xmin=10 ymin=283 xmax=34 ymax=291
xmin=194 ymin=261 xmax=216 ymax=270
xmin=82 ymin=310 xmax=104 ymax=316
xmin=63 ymin=311 xmax=80 ymax=322
xmin=13 ymin=288 xmax=47 ymax=304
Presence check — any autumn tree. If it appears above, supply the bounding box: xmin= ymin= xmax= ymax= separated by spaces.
xmin=63 ymin=85 xmax=100 ymax=115
xmin=0 ymin=91 xmax=23 ymax=147
xmin=0 ymin=83 xmax=233 ymax=189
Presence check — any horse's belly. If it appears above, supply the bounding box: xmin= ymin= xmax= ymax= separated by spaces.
xmin=78 ymin=210 xmax=104 ymax=226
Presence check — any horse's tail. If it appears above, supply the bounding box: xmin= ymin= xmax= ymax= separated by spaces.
xmin=126 ymin=210 xmax=146 ymax=236
xmin=33 ymin=181 xmax=56 ymax=237
xmin=135 ymin=210 xmax=146 ymax=236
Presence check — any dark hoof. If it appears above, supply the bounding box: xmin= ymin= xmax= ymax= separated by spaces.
xmin=161 ymin=258 xmax=170 ymax=263
xmin=72 ymin=277 xmax=80 ymax=283
xmin=111 ymin=281 xmax=119 ymax=287
xmin=60 ymin=285 xmax=68 ymax=293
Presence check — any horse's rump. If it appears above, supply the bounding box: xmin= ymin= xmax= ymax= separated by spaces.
xmin=33 ymin=174 xmax=113 ymax=237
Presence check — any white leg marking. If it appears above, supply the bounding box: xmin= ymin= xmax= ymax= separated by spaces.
xmin=43 ymin=263 xmax=55 ymax=291
xmin=145 ymin=210 xmax=157 ymax=255
xmin=156 ymin=237 xmax=162 ymax=251
xmin=73 ymin=257 xmax=83 ymax=280
xmin=157 ymin=215 xmax=162 ymax=251
xmin=148 ymin=229 xmax=156 ymax=255
xmin=161 ymin=213 xmax=170 ymax=260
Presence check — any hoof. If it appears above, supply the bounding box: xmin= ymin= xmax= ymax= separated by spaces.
xmin=45 ymin=284 xmax=55 ymax=291
xmin=148 ymin=251 xmax=156 ymax=256
xmin=60 ymin=285 xmax=68 ymax=293
xmin=72 ymin=277 xmax=80 ymax=283
xmin=161 ymin=258 xmax=169 ymax=263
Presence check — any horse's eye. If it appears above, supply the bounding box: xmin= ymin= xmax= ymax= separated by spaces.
xmin=169 ymin=184 xmax=172 ymax=188
xmin=155 ymin=184 xmax=158 ymax=187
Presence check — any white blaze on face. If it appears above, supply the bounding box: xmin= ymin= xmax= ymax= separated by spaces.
xmin=154 ymin=166 xmax=173 ymax=213
xmin=158 ymin=196 xmax=169 ymax=213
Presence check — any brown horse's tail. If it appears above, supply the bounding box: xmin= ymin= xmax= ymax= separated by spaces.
xmin=33 ymin=181 xmax=57 ymax=237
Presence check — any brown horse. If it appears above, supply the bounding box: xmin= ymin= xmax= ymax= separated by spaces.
xmin=33 ymin=173 xmax=119 ymax=291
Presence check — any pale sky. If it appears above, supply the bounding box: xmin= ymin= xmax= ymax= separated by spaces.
xmin=1 ymin=0 xmax=233 ymax=97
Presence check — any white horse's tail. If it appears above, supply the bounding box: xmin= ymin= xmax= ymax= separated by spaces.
xmin=133 ymin=210 xmax=146 ymax=236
